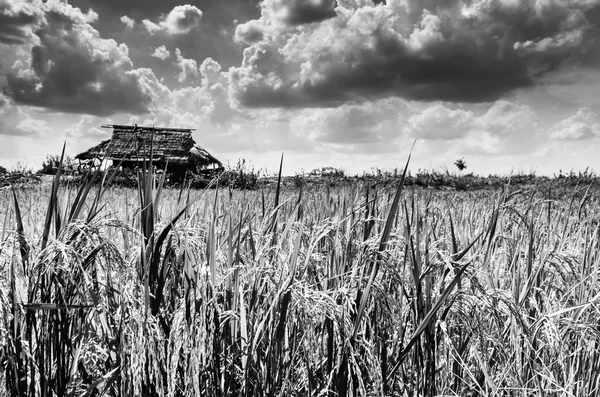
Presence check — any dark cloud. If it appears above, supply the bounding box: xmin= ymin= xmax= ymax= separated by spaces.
xmin=0 ymin=0 xmax=45 ymax=44
xmin=60 ymin=0 xmax=262 ymax=81
xmin=231 ymin=0 xmax=600 ymax=108
xmin=69 ymin=0 xmax=260 ymax=23
xmin=6 ymin=1 xmax=155 ymax=116
xmin=263 ymin=0 xmax=337 ymax=26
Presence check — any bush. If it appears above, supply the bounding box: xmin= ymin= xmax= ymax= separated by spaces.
xmin=38 ymin=154 xmax=77 ymax=175
xmin=0 ymin=165 xmax=7 ymax=175
xmin=293 ymin=173 xmax=305 ymax=188
xmin=221 ymin=159 xmax=260 ymax=190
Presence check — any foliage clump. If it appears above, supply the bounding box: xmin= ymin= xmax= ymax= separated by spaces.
xmin=38 ymin=154 xmax=77 ymax=175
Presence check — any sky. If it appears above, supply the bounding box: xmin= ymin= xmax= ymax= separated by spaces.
xmin=1 ymin=0 xmax=600 ymax=176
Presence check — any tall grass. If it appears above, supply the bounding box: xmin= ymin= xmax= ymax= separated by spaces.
xmin=1 ymin=158 xmax=600 ymax=396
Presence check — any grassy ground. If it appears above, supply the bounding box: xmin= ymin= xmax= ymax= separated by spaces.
xmin=1 ymin=163 xmax=600 ymax=396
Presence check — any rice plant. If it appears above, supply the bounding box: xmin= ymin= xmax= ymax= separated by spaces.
xmin=2 ymin=155 xmax=600 ymax=396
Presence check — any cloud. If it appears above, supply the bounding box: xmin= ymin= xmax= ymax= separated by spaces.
xmin=65 ymin=115 xmax=109 ymax=139
xmin=292 ymin=98 xmax=409 ymax=148
xmin=152 ymin=45 xmax=171 ymax=60
xmin=0 ymin=91 xmax=8 ymax=109
xmin=120 ymin=15 xmax=135 ymax=29
xmin=142 ymin=4 xmax=203 ymax=35
xmin=115 ymin=55 xmax=240 ymax=134
xmin=550 ymin=107 xmax=600 ymax=140
xmin=234 ymin=19 xmax=265 ymax=44
xmin=15 ymin=116 xmax=51 ymax=137
xmin=230 ymin=0 xmax=600 ymax=108
xmin=408 ymin=104 xmax=473 ymax=140
xmin=199 ymin=57 xmax=241 ymax=125
xmin=466 ymin=100 xmax=542 ymax=155
xmin=0 ymin=92 xmax=45 ymax=137
xmin=0 ymin=0 xmax=46 ymax=44
xmin=400 ymin=100 xmax=543 ymax=155
xmin=262 ymin=0 xmax=337 ymax=26
xmin=0 ymin=92 xmax=19 ymax=136
xmin=476 ymin=101 xmax=540 ymax=136
xmin=175 ymin=48 xmax=198 ymax=83
xmin=6 ymin=0 xmax=156 ymax=116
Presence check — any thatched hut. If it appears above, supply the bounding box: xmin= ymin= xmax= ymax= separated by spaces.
xmin=76 ymin=124 xmax=223 ymax=178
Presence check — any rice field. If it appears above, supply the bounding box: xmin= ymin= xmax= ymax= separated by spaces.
xmin=1 ymin=162 xmax=600 ymax=396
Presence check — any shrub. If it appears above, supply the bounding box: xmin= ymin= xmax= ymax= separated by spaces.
xmin=38 ymin=154 xmax=77 ymax=175
xmin=221 ymin=159 xmax=260 ymax=190
xmin=293 ymin=173 xmax=305 ymax=188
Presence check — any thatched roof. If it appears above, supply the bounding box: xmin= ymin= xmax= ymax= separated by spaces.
xmin=76 ymin=139 xmax=110 ymax=160
xmin=76 ymin=124 xmax=222 ymax=168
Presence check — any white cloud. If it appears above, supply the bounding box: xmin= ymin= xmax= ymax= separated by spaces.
xmin=408 ymin=104 xmax=473 ymax=140
xmin=120 ymin=15 xmax=135 ymax=29
xmin=234 ymin=19 xmax=265 ymax=45
xmin=64 ymin=115 xmax=108 ymax=139
xmin=401 ymin=100 xmax=544 ymax=156
xmin=15 ymin=116 xmax=52 ymax=137
xmin=175 ymin=48 xmax=198 ymax=83
xmin=142 ymin=5 xmax=203 ymax=35
xmin=152 ymin=45 xmax=171 ymax=60
xmin=476 ymin=101 xmax=540 ymax=137
xmin=467 ymin=101 xmax=542 ymax=155
xmin=551 ymin=107 xmax=600 ymax=140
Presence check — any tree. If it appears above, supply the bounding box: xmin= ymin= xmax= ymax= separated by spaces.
xmin=454 ymin=158 xmax=467 ymax=172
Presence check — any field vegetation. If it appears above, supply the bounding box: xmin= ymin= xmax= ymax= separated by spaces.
xmin=1 ymin=152 xmax=600 ymax=396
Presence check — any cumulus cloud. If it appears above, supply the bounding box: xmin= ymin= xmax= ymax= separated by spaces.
xmin=6 ymin=0 xmax=156 ymax=116
xmin=120 ymin=15 xmax=135 ymax=29
xmin=550 ymin=107 xmax=600 ymax=140
xmin=175 ymin=48 xmax=198 ymax=83
xmin=468 ymin=100 xmax=542 ymax=155
xmin=401 ymin=100 xmax=543 ymax=155
xmin=142 ymin=5 xmax=203 ymax=35
xmin=198 ymin=57 xmax=240 ymax=124
xmin=292 ymin=98 xmax=409 ymax=148
xmin=230 ymin=0 xmax=600 ymax=108
xmin=119 ymin=55 xmax=239 ymax=132
xmin=234 ymin=19 xmax=265 ymax=45
xmin=152 ymin=45 xmax=171 ymax=60
xmin=408 ymin=104 xmax=473 ymax=140
xmin=477 ymin=101 xmax=540 ymax=136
